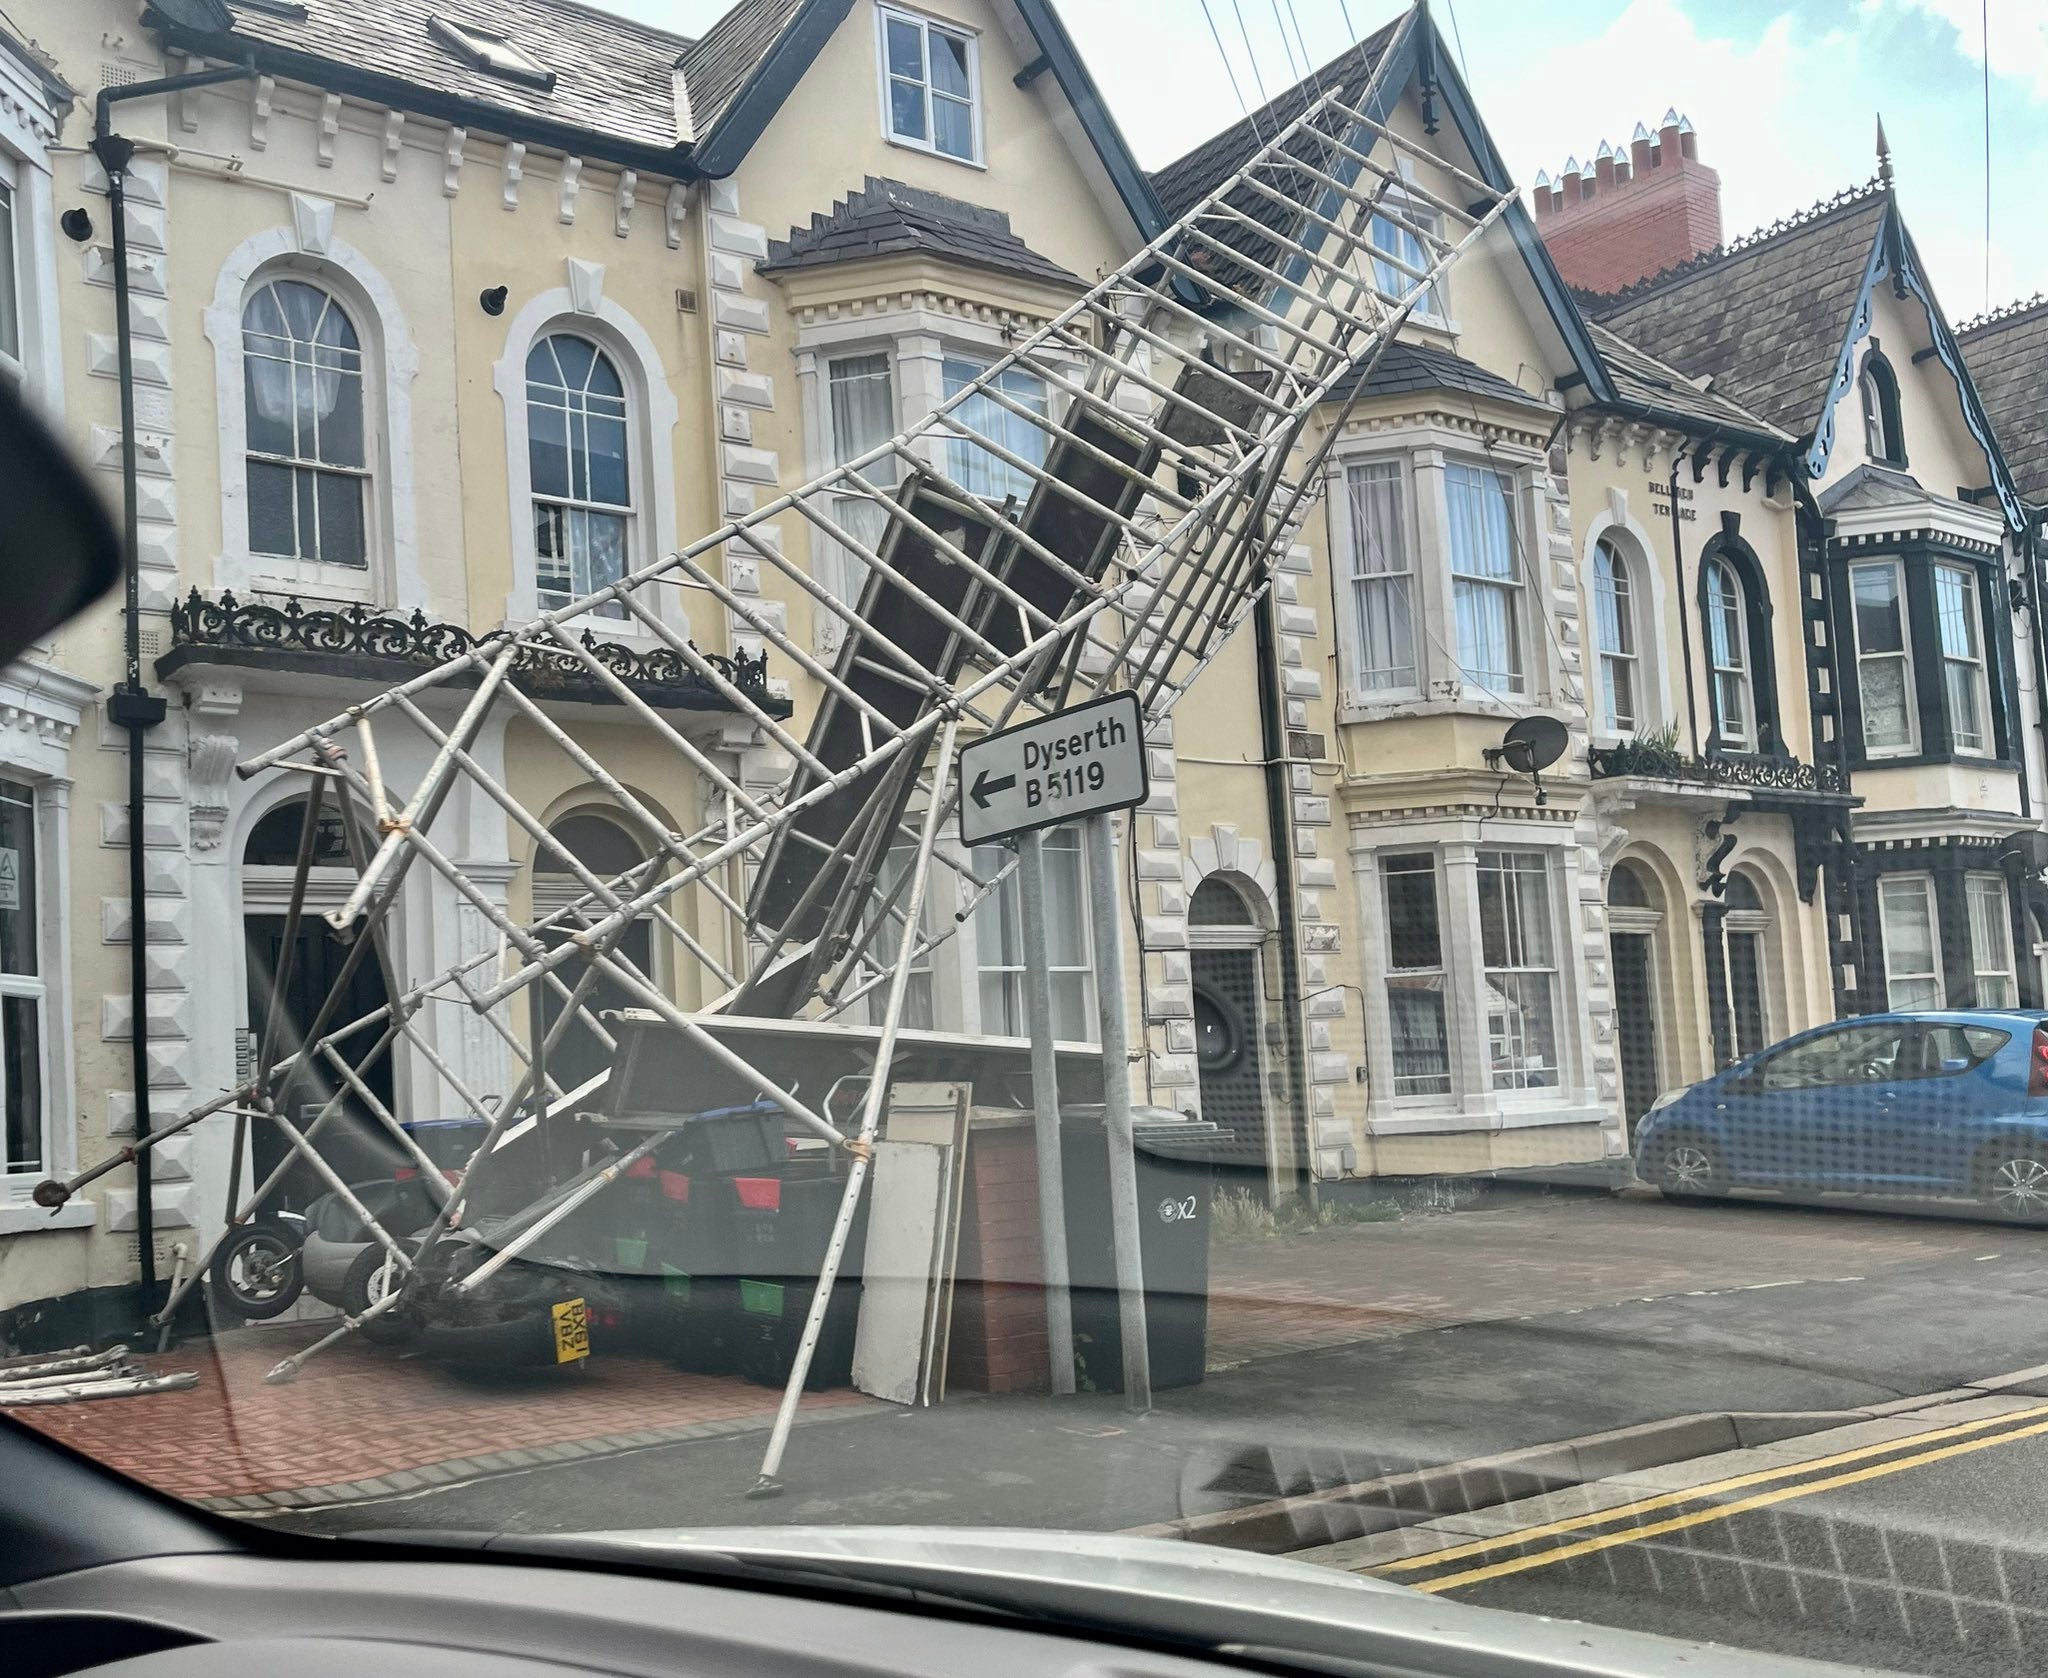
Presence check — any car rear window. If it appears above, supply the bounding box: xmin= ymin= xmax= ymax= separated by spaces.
xmin=1922 ymin=1024 xmax=2010 ymax=1073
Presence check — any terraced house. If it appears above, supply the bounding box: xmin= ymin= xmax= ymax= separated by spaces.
xmin=1 ymin=0 xmax=2044 ymax=1339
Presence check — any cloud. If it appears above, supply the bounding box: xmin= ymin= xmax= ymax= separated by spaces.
xmin=1882 ymin=0 xmax=2048 ymax=101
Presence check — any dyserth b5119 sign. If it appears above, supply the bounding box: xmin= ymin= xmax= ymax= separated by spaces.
xmin=957 ymin=691 xmax=1149 ymax=846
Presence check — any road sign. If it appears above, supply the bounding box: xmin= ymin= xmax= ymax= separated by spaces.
xmin=958 ymin=691 xmax=1148 ymax=846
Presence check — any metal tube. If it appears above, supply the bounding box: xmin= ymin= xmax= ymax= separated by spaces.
xmin=1085 ymin=809 xmax=1150 ymax=1414
xmin=753 ymin=721 xmax=959 ymax=1495
xmin=1017 ymin=831 xmax=1075 ymax=1395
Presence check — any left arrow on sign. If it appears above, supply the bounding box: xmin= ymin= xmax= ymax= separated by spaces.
xmin=970 ymin=768 xmax=1017 ymax=810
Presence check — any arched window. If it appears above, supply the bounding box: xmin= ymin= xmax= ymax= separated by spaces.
xmin=532 ymin=811 xmax=654 ymax=1096
xmin=1592 ymin=536 xmax=1641 ymax=734
xmin=1705 ymin=556 xmax=1754 ymax=752
xmin=243 ymin=796 xmax=354 ymax=867
xmin=1607 ymin=859 xmax=1654 ymax=911
xmin=1858 ymin=349 xmax=1904 ymax=466
xmin=526 ymin=333 xmax=632 ymax=615
xmin=242 ymin=278 xmax=368 ymax=567
xmin=1723 ymin=868 xmax=1770 ymax=1060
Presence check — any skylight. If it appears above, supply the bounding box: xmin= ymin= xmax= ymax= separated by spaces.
xmin=428 ymin=15 xmax=557 ymax=90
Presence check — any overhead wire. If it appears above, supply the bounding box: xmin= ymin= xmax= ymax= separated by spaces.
xmin=1270 ymin=0 xmax=1304 ymax=81
xmin=1982 ymin=0 xmax=1993 ymax=315
xmin=1198 ymin=0 xmax=1261 ymax=139
xmin=1229 ymin=0 xmax=1272 ymax=111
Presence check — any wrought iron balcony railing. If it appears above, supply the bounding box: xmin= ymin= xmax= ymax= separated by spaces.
xmin=163 ymin=589 xmax=785 ymax=717
xmin=1591 ymin=739 xmax=1848 ymax=796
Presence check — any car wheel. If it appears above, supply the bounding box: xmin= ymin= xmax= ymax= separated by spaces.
xmin=342 ymin=1243 xmax=417 ymax=1344
xmin=1981 ymin=1151 xmax=2048 ymax=1225
xmin=1652 ymin=1137 xmax=1726 ymax=1203
xmin=209 ymin=1220 xmax=304 ymax=1320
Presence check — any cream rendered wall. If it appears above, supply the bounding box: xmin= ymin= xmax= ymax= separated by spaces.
xmin=1814 ymin=283 xmax=1997 ymax=505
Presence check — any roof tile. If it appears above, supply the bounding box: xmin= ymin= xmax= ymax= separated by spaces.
xmin=759 ymin=176 xmax=1086 ymax=289
xmin=1959 ymin=296 xmax=2048 ymax=507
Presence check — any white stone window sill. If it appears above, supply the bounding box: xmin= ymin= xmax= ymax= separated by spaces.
xmin=0 ymin=1189 xmax=96 ymax=1234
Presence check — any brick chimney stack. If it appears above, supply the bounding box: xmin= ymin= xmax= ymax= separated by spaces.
xmin=1533 ymin=110 xmax=1723 ymax=294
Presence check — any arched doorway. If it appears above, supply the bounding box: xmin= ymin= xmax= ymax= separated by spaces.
xmin=1724 ymin=869 xmax=1771 ymax=1061
xmin=530 ymin=811 xmax=656 ymax=1101
xmin=1188 ymin=875 xmax=1268 ymax=1177
xmin=241 ymin=795 xmax=396 ymax=1209
xmin=1606 ymin=859 xmax=1664 ymax=1131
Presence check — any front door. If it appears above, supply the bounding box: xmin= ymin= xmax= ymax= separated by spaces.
xmin=243 ymin=913 xmax=397 ymax=1212
xmin=1610 ymin=931 xmax=1659 ymax=1132
xmin=1191 ymin=946 xmax=1265 ymax=1184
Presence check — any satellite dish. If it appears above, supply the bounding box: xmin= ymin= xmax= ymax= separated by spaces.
xmin=1495 ymin=715 xmax=1570 ymax=776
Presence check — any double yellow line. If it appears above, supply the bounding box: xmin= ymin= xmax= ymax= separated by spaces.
xmin=1376 ymin=1395 xmax=2048 ymax=1595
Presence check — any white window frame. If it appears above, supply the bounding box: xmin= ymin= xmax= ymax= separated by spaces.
xmin=1445 ymin=460 xmax=1526 ymax=698
xmin=0 ymin=41 xmax=63 ymax=414
xmin=1848 ymin=558 xmax=1917 ymax=757
xmin=0 ymin=659 xmax=90 ymax=1232
xmin=0 ymin=780 xmax=46 ymax=1181
xmin=525 ymin=329 xmax=637 ymax=620
xmin=205 ymin=227 xmax=423 ymax=610
xmin=1879 ymin=873 xmax=1945 ymax=1011
xmin=1934 ymin=561 xmax=1993 ymax=757
xmin=1966 ymin=872 xmax=2017 ymax=1009
xmin=875 ymin=4 xmax=984 ymax=166
xmin=491 ymin=285 xmax=680 ymax=638
xmin=794 ymin=308 xmax=1083 ymax=654
xmin=1591 ymin=534 xmax=1642 ymax=736
xmin=1379 ymin=850 xmax=1454 ymax=1099
xmin=0 ymin=159 xmax=22 ymax=388
xmin=1367 ymin=169 xmax=1450 ymax=327
xmin=1722 ymin=871 xmax=1773 ymax=1062
xmin=1476 ymin=847 xmax=1562 ymax=1093
xmin=818 ymin=348 xmax=899 ymax=611
xmin=970 ymin=825 xmax=1095 ymax=1041
xmin=1705 ymin=555 xmax=1755 ymax=752
xmin=1338 ymin=457 xmax=1421 ymax=699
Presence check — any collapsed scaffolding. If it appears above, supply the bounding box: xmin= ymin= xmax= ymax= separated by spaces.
xmin=36 ymin=19 xmax=1511 ymax=1483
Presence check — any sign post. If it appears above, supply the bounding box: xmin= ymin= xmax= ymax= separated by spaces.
xmin=962 ymin=692 xmax=1152 ymax=1414
xmin=1016 ymin=831 xmax=1076 ymax=1396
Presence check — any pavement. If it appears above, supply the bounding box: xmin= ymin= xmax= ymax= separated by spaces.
xmin=204 ymin=1189 xmax=2048 ymax=1542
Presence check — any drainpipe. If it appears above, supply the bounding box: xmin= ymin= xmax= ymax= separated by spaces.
xmin=1790 ymin=469 xmax=1862 ymax=1016
xmin=92 ymin=59 xmax=256 ymax=1316
xmin=1667 ymin=444 xmax=1701 ymax=759
xmin=1253 ymin=587 xmax=1313 ymax=1207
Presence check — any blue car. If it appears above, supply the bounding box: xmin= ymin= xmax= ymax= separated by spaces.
xmin=1634 ymin=1010 xmax=2048 ymax=1221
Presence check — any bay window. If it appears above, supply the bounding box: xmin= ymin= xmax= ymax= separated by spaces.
xmin=1966 ymin=873 xmax=2017 ymax=1008
xmin=823 ymin=351 xmax=898 ymax=602
xmin=1381 ymin=852 xmax=1451 ymax=1095
xmin=942 ymin=356 xmax=1047 ymax=503
xmin=1850 ymin=560 xmax=1914 ymax=753
xmin=972 ymin=826 xmax=1092 ymax=1039
xmin=1345 ymin=461 xmax=1417 ymax=694
xmin=1477 ymin=848 xmax=1559 ymax=1091
xmin=0 ymin=779 xmax=42 ymax=1176
xmin=1935 ymin=563 xmax=1990 ymax=755
xmin=1446 ymin=462 xmax=1523 ymax=694
xmin=1878 ymin=874 xmax=1943 ymax=1010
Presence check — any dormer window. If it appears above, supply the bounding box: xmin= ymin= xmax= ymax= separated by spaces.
xmin=429 ymin=16 xmax=557 ymax=90
xmin=878 ymin=6 xmax=980 ymax=164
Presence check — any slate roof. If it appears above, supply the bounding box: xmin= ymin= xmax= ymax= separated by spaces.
xmin=1325 ymin=339 xmax=1551 ymax=414
xmin=676 ymin=0 xmax=809 ymax=140
xmin=1578 ymin=185 xmax=1889 ymax=441
xmin=1589 ymin=321 xmax=1791 ymax=445
xmin=1818 ymin=462 xmax=1944 ymax=516
xmin=1149 ymin=14 xmax=1406 ymax=222
xmin=759 ymin=177 xmax=1086 ymax=289
xmin=219 ymin=0 xmax=700 ymax=154
xmin=1958 ymin=295 xmax=2048 ymax=508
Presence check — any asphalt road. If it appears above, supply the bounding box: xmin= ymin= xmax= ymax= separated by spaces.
xmin=1439 ymin=1414 xmax=2048 ymax=1677
xmin=282 ymin=1194 xmax=2048 ymax=1549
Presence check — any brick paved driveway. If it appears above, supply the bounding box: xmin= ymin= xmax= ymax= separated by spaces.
xmin=16 ymin=1190 xmax=2014 ymax=1512
xmin=16 ymin=1318 xmax=873 ymax=1511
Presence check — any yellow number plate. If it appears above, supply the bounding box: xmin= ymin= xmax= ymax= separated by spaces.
xmin=550 ymin=1297 xmax=590 ymax=1364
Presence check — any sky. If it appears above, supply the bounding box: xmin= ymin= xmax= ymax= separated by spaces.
xmin=600 ymin=0 xmax=2047 ymax=321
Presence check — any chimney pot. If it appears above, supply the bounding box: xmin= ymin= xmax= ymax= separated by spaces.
xmin=1630 ymin=129 xmax=1653 ymax=175
xmin=1678 ymin=116 xmax=1698 ymax=161
xmin=1659 ymin=115 xmax=1682 ymax=162
xmin=1595 ymin=146 xmax=1617 ymax=188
